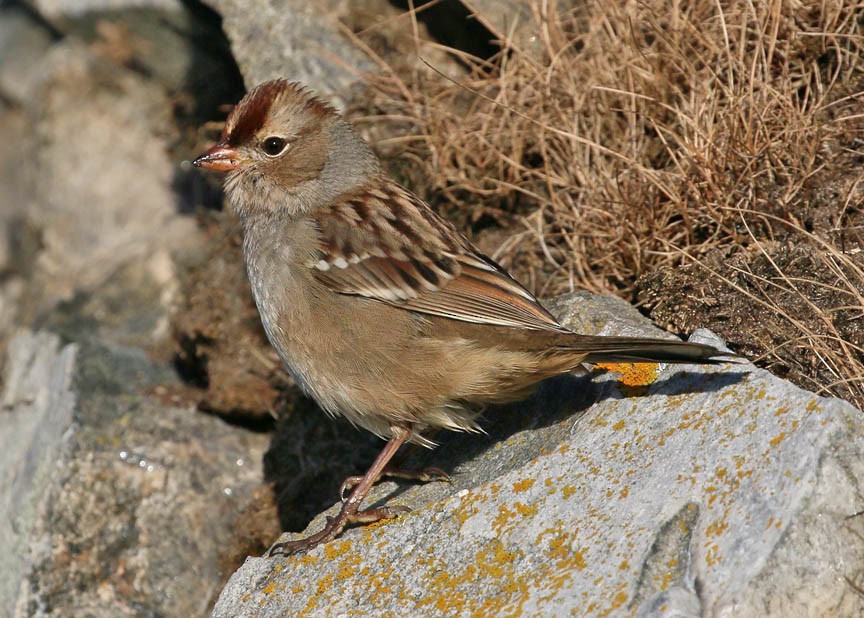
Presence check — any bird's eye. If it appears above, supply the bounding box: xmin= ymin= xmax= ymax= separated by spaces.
xmin=262 ymin=136 xmax=288 ymax=157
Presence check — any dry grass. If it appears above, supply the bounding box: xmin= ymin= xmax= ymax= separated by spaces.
xmin=346 ymin=0 xmax=864 ymax=407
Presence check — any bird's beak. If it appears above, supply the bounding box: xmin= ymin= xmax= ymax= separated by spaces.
xmin=192 ymin=141 xmax=240 ymax=172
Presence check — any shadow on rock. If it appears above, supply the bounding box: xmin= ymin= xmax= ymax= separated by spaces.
xmin=262 ymin=365 xmax=747 ymax=534
xmin=263 ymin=395 xmax=384 ymax=533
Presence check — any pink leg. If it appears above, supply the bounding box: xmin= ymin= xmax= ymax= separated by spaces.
xmin=339 ymin=466 xmax=451 ymax=501
xmin=269 ymin=426 xmax=413 ymax=556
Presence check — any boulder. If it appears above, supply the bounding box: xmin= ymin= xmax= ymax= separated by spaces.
xmin=461 ymin=0 xmax=576 ymax=58
xmin=3 ymin=332 xmax=270 ymax=617
xmin=28 ymin=42 xmax=199 ymax=311
xmin=202 ymin=0 xmax=373 ymax=107
xmin=0 ymin=332 xmax=77 ymax=618
xmin=0 ymin=5 xmax=55 ymax=105
xmin=25 ymin=0 xmax=203 ymax=91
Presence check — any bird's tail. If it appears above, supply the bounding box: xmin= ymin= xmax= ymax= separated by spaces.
xmin=535 ymin=332 xmax=731 ymax=373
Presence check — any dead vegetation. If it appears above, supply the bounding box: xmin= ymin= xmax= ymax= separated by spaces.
xmin=345 ymin=0 xmax=864 ymax=407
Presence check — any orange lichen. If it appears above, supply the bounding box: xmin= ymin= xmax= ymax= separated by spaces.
xmin=705 ymin=518 xmax=729 ymax=537
xmin=513 ymin=478 xmax=536 ymax=492
xmin=573 ymin=549 xmax=587 ymax=570
xmin=337 ymin=552 xmax=362 ymax=581
xmin=493 ymin=503 xmax=517 ymax=533
xmin=769 ymin=431 xmax=788 ymax=447
xmin=514 ymin=502 xmax=538 ymax=517
xmin=595 ymin=362 xmax=660 ymax=391
xmin=324 ymin=539 xmax=353 ymax=560
xmin=315 ymin=573 xmax=334 ymax=597
xmin=653 ymin=569 xmax=673 ymax=592
xmin=705 ymin=542 xmax=722 ymax=566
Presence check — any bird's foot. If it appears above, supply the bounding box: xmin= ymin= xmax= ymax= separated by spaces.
xmin=267 ymin=503 xmax=411 ymax=556
xmin=339 ymin=466 xmax=451 ymax=501
xmin=268 ymin=427 xmax=416 ymax=557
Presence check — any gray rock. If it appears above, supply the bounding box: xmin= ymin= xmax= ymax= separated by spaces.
xmin=462 ymin=0 xmax=577 ymax=59
xmin=29 ymin=42 xmax=198 ymax=310
xmin=0 ymin=106 xmax=35 ymax=335
xmin=43 ymin=253 xmax=181 ymax=351
xmin=0 ymin=5 xmax=55 ymax=104
xmin=25 ymin=0 xmax=199 ymax=90
xmin=0 ymin=331 xmax=77 ymax=618
xmin=5 ymin=334 xmax=270 ymax=617
xmin=202 ymin=0 xmax=373 ymax=106
xmin=211 ymin=292 xmax=864 ymax=618
xmin=28 ymin=0 xmax=179 ymax=16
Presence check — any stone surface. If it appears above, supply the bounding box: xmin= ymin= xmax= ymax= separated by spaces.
xmin=0 ymin=5 xmax=55 ymax=104
xmin=26 ymin=0 xmax=201 ymax=90
xmin=5 ymin=335 xmax=269 ymax=617
xmin=29 ymin=42 xmax=199 ymax=310
xmin=0 ymin=8 xmax=268 ymax=614
xmin=212 ymin=292 xmax=864 ymax=618
xmin=0 ymin=106 xmax=34 ymax=339
xmin=0 ymin=106 xmax=34 ymax=272
xmin=202 ymin=0 xmax=373 ymax=106
xmin=0 ymin=331 xmax=77 ymax=618
xmin=28 ymin=0 xmax=180 ymax=16
xmin=462 ymin=0 xmax=577 ymax=58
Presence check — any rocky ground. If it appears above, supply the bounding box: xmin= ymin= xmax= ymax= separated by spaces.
xmin=0 ymin=1 xmax=862 ymax=617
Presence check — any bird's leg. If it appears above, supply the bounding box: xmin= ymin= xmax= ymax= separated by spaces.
xmin=338 ymin=430 xmax=449 ymax=500
xmin=339 ymin=466 xmax=451 ymax=502
xmin=269 ymin=426 xmax=413 ymax=556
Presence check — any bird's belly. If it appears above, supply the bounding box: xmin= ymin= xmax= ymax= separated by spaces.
xmin=247 ymin=264 xmax=413 ymax=422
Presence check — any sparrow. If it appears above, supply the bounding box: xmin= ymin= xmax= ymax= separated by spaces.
xmin=192 ymin=79 xmax=728 ymax=555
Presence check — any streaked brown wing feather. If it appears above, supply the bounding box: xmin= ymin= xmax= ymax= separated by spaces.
xmin=311 ymin=180 xmax=564 ymax=331
xmin=400 ymin=259 xmax=562 ymax=329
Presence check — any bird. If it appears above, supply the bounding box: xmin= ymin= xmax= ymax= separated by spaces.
xmin=192 ymin=79 xmax=729 ymax=555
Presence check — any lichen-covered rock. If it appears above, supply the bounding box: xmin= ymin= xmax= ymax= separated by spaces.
xmin=212 ymin=293 xmax=864 ymax=618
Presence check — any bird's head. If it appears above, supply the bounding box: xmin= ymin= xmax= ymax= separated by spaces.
xmin=193 ymin=79 xmax=376 ymax=218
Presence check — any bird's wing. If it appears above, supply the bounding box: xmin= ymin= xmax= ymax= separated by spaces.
xmin=309 ymin=180 xmax=564 ymax=331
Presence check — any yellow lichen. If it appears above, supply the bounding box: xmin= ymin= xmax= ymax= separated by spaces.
xmin=573 ymin=548 xmax=587 ymax=570
xmin=705 ymin=518 xmax=729 ymax=537
xmin=513 ymin=478 xmax=536 ymax=492
xmin=769 ymin=431 xmax=787 ymax=447
xmin=595 ymin=362 xmax=659 ymax=390
xmin=324 ymin=539 xmax=352 ymax=560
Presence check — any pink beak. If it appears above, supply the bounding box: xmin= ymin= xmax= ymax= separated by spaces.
xmin=192 ymin=141 xmax=240 ymax=172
